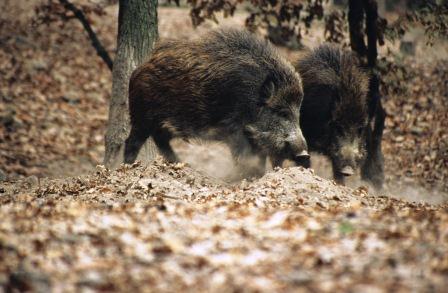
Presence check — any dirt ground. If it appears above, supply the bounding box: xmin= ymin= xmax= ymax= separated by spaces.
xmin=0 ymin=2 xmax=448 ymax=292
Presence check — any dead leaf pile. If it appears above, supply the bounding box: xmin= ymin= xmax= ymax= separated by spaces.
xmin=0 ymin=161 xmax=447 ymax=291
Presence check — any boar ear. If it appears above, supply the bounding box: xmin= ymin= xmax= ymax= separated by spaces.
xmin=259 ymin=74 xmax=277 ymax=104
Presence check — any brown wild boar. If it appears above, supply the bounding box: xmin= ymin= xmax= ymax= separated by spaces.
xmin=296 ymin=44 xmax=371 ymax=185
xmin=124 ymin=28 xmax=309 ymax=177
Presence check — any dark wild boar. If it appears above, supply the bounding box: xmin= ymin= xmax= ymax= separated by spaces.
xmin=296 ymin=44 xmax=370 ymax=185
xmin=124 ymin=28 xmax=309 ymax=177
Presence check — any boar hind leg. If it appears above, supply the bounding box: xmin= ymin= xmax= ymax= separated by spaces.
xmin=124 ymin=127 xmax=150 ymax=164
xmin=153 ymin=129 xmax=179 ymax=163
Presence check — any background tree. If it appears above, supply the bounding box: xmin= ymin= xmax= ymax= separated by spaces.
xmin=104 ymin=0 xmax=159 ymax=167
xmin=348 ymin=0 xmax=386 ymax=188
xmin=35 ymin=0 xmax=159 ymax=168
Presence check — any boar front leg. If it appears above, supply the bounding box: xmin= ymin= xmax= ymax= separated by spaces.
xmin=228 ymin=134 xmax=266 ymax=179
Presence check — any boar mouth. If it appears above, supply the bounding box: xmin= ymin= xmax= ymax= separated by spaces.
xmin=340 ymin=166 xmax=355 ymax=176
xmin=293 ymin=151 xmax=311 ymax=168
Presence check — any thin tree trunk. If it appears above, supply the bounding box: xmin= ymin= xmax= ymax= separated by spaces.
xmin=363 ymin=0 xmax=381 ymax=122
xmin=348 ymin=0 xmax=385 ymax=189
xmin=363 ymin=0 xmax=379 ymax=68
xmin=104 ymin=0 xmax=158 ymax=168
xmin=348 ymin=0 xmax=367 ymax=58
xmin=361 ymin=74 xmax=385 ymax=189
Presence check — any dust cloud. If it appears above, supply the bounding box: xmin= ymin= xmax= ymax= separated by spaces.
xmin=172 ymin=140 xmax=448 ymax=204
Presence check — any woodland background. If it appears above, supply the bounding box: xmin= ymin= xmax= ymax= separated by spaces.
xmin=0 ymin=0 xmax=447 ymax=291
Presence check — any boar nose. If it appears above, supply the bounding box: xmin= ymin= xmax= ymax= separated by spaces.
xmin=341 ymin=166 xmax=354 ymax=176
xmin=296 ymin=150 xmax=309 ymax=159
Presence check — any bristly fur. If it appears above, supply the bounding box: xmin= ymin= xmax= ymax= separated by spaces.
xmin=124 ymin=28 xmax=307 ymax=173
xmin=295 ymin=44 xmax=369 ymax=184
xmin=129 ymin=28 xmax=302 ymax=135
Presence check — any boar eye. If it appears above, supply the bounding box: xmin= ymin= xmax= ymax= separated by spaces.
xmin=334 ymin=124 xmax=344 ymax=134
xmin=277 ymin=110 xmax=290 ymax=119
xmin=358 ymin=127 xmax=364 ymax=135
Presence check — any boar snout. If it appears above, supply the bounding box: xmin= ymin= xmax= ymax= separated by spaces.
xmin=336 ymin=138 xmax=363 ymax=177
xmin=285 ymin=131 xmax=310 ymax=167
xmin=340 ymin=165 xmax=355 ymax=176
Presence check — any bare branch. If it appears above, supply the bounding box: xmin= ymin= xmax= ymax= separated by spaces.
xmin=59 ymin=0 xmax=113 ymax=71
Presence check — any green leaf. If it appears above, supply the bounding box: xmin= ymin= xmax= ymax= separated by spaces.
xmin=338 ymin=221 xmax=355 ymax=234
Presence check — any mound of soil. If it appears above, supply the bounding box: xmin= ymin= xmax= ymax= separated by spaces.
xmin=0 ymin=161 xmax=447 ymax=291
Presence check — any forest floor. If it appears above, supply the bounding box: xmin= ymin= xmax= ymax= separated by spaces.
xmin=0 ymin=2 xmax=448 ymax=292
xmin=1 ymin=161 xmax=447 ymax=292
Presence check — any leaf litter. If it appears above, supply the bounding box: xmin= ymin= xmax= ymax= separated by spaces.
xmin=1 ymin=160 xmax=447 ymax=291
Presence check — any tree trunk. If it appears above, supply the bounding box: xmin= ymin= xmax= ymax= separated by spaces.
xmin=362 ymin=0 xmax=385 ymax=189
xmin=361 ymin=74 xmax=385 ymax=189
xmin=104 ymin=0 xmax=158 ymax=168
xmin=363 ymin=0 xmax=379 ymax=68
xmin=348 ymin=0 xmax=385 ymax=189
xmin=348 ymin=0 xmax=367 ymax=58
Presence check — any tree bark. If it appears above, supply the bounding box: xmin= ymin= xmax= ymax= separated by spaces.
xmin=348 ymin=0 xmax=367 ymax=58
xmin=348 ymin=0 xmax=385 ymax=189
xmin=104 ymin=0 xmax=158 ymax=168
xmin=363 ymin=0 xmax=384 ymax=188
xmin=361 ymin=74 xmax=385 ymax=189
xmin=363 ymin=0 xmax=379 ymax=68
